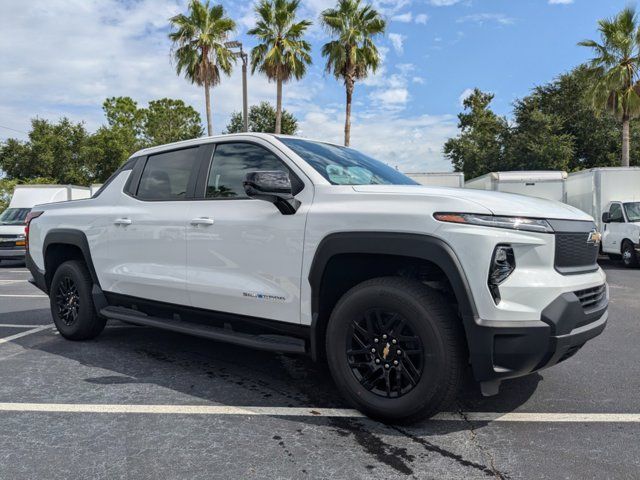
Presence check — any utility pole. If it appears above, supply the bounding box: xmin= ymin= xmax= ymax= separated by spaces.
xmin=225 ymin=41 xmax=249 ymax=133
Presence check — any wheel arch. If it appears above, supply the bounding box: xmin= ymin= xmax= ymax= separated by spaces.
xmin=43 ymin=229 xmax=100 ymax=292
xmin=307 ymin=232 xmax=478 ymax=361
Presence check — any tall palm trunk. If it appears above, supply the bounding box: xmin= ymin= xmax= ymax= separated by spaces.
xmin=204 ymin=78 xmax=213 ymax=136
xmin=275 ymin=75 xmax=283 ymax=134
xmin=622 ymin=114 xmax=630 ymax=167
xmin=344 ymin=77 xmax=354 ymax=147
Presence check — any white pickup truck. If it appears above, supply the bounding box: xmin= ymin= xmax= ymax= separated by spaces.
xmin=25 ymin=134 xmax=608 ymax=422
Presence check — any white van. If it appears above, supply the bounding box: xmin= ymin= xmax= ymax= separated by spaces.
xmin=466 ymin=171 xmax=567 ymax=202
xmin=404 ymin=172 xmax=465 ymax=188
xmin=0 ymin=185 xmax=90 ymax=262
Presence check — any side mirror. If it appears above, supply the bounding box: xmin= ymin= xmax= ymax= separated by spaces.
xmin=602 ymin=212 xmax=610 ymax=224
xmin=243 ymin=171 xmax=301 ymax=215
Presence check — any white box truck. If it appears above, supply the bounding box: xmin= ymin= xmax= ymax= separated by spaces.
xmin=90 ymin=184 xmax=103 ymax=196
xmin=565 ymin=168 xmax=640 ymax=267
xmin=465 ymin=171 xmax=567 ymax=202
xmin=405 ymin=172 xmax=465 ymax=188
xmin=0 ymin=185 xmax=90 ymax=262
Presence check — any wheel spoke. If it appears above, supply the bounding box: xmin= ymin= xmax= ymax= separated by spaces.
xmin=384 ymin=370 xmax=391 ymax=398
xmin=360 ymin=367 xmax=382 ymax=391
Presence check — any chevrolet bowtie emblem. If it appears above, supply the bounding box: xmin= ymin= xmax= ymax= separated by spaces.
xmin=587 ymin=230 xmax=602 ymax=246
xmin=382 ymin=343 xmax=390 ymax=360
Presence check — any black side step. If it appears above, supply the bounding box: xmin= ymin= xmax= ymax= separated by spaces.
xmin=100 ymin=306 xmax=306 ymax=355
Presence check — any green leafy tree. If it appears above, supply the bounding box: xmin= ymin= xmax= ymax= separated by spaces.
xmin=224 ymin=101 xmax=298 ymax=134
xmin=444 ymin=89 xmax=508 ymax=179
xmin=248 ymin=0 xmax=312 ymax=134
xmin=521 ymin=67 xmax=622 ymax=170
xmin=320 ymin=0 xmax=386 ymax=146
xmin=503 ymin=99 xmax=575 ymax=171
xmin=169 ymin=0 xmax=236 ymax=136
xmin=0 ymin=118 xmax=90 ymax=184
xmin=579 ymin=7 xmax=640 ymax=167
xmin=141 ymin=98 xmax=204 ymax=145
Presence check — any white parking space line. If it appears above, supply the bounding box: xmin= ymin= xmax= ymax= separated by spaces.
xmin=0 ymin=294 xmax=48 ymax=298
xmin=0 ymin=280 xmax=29 ymax=285
xmin=0 ymin=325 xmax=51 ymax=345
xmin=0 ymin=324 xmax=49 ymax=328
xmin=0 ymin=403 xmax=635 ymax=422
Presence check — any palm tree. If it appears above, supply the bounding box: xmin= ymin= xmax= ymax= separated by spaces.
xmin=320 ymin=0 xmax=386 ymax=146
xmin=248 ymin=0 xmax=312 ymax=134
xmin=579 ymin=7 xmax=640 ymax=167
xmin=169 ymin=1 xmax=236 ymax=136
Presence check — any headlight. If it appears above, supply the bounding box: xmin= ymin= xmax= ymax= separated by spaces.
xmin=488 ymin=245 xmax=515 ymax=303
xmin=434 ymin=213 xmax=554 ymax=233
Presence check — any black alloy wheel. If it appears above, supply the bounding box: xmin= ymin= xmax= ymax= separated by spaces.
xmin=347 ymin=309 xmax=424 ymax=398
xmin=55 ymin=276 xmax=80 ymax=326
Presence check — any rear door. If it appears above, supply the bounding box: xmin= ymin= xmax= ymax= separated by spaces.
xmin=106 ymin=146 xmax=201 ymax=305
xmin=185 ymin=140 xmax=312 ymax=323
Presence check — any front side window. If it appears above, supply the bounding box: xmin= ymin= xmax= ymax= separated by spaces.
xmin=206 ymin=143 xmax=294 ymax=199
xmin=624 ymin=202 xmax=640 ymax=222
xmin=136 ymin=148 xmax=199 ymax=200
xmin=0 ymin=208 xmax=31 ymax=225
xmin=279 ymin=137 xmax=417 ymax=186
xmin=609 ymin=203 xmax=624 ymax=222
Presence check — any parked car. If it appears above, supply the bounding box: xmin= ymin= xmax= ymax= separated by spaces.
xmin=0 ymin=185 xmax=90 ymax=263
xmin=466 ymin=170 xmax=567 ymax=202
xmin=25 ymin=134 xmax=608 ymax=422
xmin=601 ymin=201 xmax=640 ymax=267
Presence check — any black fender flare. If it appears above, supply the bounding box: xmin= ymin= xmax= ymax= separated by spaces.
xmin=307 ymin=232 xmax=478 ymax=360
xmin=43 ymin=229 xmax=100 ymax=287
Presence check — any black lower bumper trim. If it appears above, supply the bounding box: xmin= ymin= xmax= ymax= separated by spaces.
xmin=466 ymin=286 xmax=608 ymax=389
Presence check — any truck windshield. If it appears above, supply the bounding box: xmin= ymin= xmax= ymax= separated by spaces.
xmin=279 ymin=137 xmax=418 ymax=186
xmin=0 ymin=208 xmax=31 ymax=225
xmin=624 ymin=202 xmax=640 ymax=222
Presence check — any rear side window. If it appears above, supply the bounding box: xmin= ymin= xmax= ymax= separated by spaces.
xmin=206 ymin=143 xmax=298 ymax=199
xmin=137 ymin=148 xmax=199 ymax=200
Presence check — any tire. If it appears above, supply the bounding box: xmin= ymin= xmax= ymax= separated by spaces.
xmin=325 ymin=276 xmax=465 ymax=424
xmin=608 ymin=253 xmax=622 ymax=261
xmin=49 ymin=260 xmax=106 ymax=340
xmin=622 ymin=240 xmax=639 ymax=268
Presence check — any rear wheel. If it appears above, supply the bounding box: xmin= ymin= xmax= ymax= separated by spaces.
xmin=325 ymin=277 xmax=465 ymax=423
xmin=50 ymin=260 xmax=106 ymax=340
xmin=622 ymin=240 xmax=639 ymax=268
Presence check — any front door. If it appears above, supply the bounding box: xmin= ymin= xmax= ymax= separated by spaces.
xmin=602 ymin=202 xmax=625 ymax=254
xmin=186 ymin=140 xmax=312 ymax=324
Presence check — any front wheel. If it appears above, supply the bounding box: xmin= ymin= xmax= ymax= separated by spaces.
xmin=50 ymin=260 xmax=106 ymax=340
xmin=622 ymin=240 xmax=639 ymax=268
xmin=325 ymin=277 xmax=465 ymax=423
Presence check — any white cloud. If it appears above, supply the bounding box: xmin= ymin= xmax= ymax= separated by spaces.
xmin=457 ymin=13 xmax=515 ymax=26
xmin=458 ymin=88 xmax=475 ymax=106
xmin=548 ymin=0 xmax=573 ymax=3
xmin=415 ymin=14 xmax=429 ymax=24
xmin=392 ymin=12 xmax=413 ymax=23
xmin=429 ymin=0 xmax=463 ymax=6
xmin=388 ymin=33 xmax=406 ymax=54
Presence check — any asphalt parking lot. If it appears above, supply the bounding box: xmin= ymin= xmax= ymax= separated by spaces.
xmin=0 ymin=259 xmax=638 ymax=479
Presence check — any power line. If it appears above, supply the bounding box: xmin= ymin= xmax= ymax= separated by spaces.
xmin=0 ymin=124 xmax=27 ymax=135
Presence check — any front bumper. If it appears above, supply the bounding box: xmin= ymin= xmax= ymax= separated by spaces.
xmin=0 ymin=248 xmax=26 ymax=260
xmin=466 ymin=285 xmax=608 ymax=395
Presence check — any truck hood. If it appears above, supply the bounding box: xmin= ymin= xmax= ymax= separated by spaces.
xmin=352 ymin=185 xmax=593 ymax=221
xmin=0 ymin=225 xmax=26 ymax=236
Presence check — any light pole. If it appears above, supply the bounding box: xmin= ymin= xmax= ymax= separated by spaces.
xmin=225 ymin=41 xmax=248 ymax=133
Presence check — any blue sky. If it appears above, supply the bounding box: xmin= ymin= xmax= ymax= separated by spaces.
xmin=0 ymin=0 xmax=633 ymax=172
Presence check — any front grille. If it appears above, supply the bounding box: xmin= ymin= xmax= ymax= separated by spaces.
xmin=554 ymin=232 xmax=599 ymax=274
xmin=574 ymin=284 xmax=606 ymax=311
